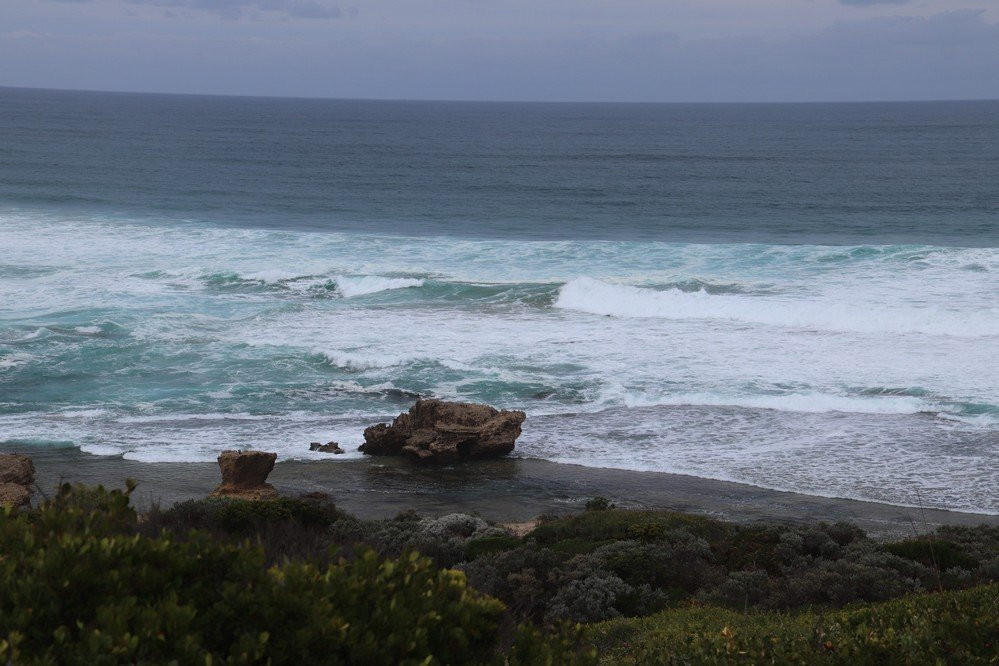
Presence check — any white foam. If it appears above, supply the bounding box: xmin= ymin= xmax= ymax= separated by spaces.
xmin=554 ymin=277 xmax=999 ymax=337
xmin=14 ymin=328 xmax=47 ymax=341
xmin=115 ymin=412 xmax=272 ymax=424
xmin=320 ymin=351 xmax=418 ymax=370
xmin=937 ymin=412 xmax=999 ymax=427
xmin=56 ymin=409 xmax=111 ymax=418
xmin=0 ymin=353 xmax=32 ymax=371
xmin=73 ymin=325 xmax=102 ymax=334
xmin=604 ymin=389 xmax=934 ymax=416
xmin=244 ymin=269 xmax=305 ymax=283
xmin=78 ymin=444 xmax=125 ymax=457
xmin=335 ymin=275 xmax=424 ymax=298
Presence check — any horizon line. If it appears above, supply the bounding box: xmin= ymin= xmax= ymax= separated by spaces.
xmin=2 ymin=84 xmax=998 ymax=107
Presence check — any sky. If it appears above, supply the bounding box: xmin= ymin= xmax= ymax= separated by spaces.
xmin=1 ymin=0 xmax=997 ymax=102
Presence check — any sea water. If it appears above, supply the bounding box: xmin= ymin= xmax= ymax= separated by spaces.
xmin=1 ymin=88 xmax=997 ymax=512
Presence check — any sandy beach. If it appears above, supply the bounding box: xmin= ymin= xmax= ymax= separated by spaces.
xmin=13 ymin=445 xmax=997 ymax=539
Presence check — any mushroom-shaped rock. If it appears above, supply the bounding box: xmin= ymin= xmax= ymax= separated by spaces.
xmin=360 ymin=399 xmax=526 ymax=463
xmin=0 ymin=453 xmax=35 ymax=487
xmin=211 ymin=450 xmax=278 ymax=500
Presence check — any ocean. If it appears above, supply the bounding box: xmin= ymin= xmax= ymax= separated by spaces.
xmin=1 ymin=87 xmax=997 ymax=513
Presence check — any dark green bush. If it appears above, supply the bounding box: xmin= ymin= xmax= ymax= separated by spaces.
xmin=527 ymin=510 xmax=729 ymax=548
xmin=885 ymin=536 xmax=979 ymax=572
xmin=471 ymin=509 xmax=999 ymax=627
xmin=333 ymin=512 xmax=502 ymax=569
xmin=143 ymin=494 xmax=349 ymax=566
xmin=585 ymin=497 xmax=616 ymax=512
xmin=466 ymin=535 xmax=523 ymax=560
xmin=718 ymin=525 xmax=784 ymax=573
xmin=150 ymin=495 xmax=346 ymax=534
xmin=0 ymin=484 xmax=592 ymax=665
xmin=463 ymin=546 xmax=564 ymax=622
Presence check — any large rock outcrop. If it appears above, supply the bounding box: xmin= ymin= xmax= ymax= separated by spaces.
xmin=210 ymin=450 xmax=278 ymax=500
xmin=360 ymin=399 xmax=526 ymax=463
xmin=0 ymin=453 xmax=35 ymax=507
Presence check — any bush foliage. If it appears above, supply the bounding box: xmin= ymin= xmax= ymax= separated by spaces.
xmin=0 ymin=484 xmax=592 ymax=664
xmin=3 ymin=485 xmax=996 ymax=663
xmin=588 ymin=583 xmax=999 ymax=664
xmin=462 ymin=506 xmax=999 ymax=628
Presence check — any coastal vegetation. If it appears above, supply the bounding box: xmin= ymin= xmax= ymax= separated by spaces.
xmin=2 ymin=484 xmax=997 ymax=663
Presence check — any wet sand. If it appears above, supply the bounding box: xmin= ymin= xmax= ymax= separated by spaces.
xmin=13 ymin=446 xmax=997 ymax=539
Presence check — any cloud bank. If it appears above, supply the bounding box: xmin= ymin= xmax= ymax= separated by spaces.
xmin=2 ymin=1 xmax=997 ymax=101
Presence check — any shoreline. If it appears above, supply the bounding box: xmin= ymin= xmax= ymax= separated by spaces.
xmin=15 ymin=446 xmax=998 ymax=538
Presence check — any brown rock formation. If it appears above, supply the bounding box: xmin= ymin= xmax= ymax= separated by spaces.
xmin=0 ymin=453 xmax=35 ymax=486
xmin=310 ymin=441 xmax=344 ymax=454
xmin=210 ymin=450 xmax=278 ymax=499
xmin=0 ymin=482 xmax=31 ymax=508
xmin=0 ymin=453 xmax=34 ymax=507
xmin=360 ymin=399 xmax=526 ymax=463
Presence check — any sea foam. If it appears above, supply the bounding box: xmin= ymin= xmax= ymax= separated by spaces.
xmin=554 ymin=277 xmax=999 ymax=337
xmin=335 ymin=275 xmax=424 ymax=298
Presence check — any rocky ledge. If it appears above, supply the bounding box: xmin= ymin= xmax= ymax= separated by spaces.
xmin=360 ymin=399 xmax=526 ymax=463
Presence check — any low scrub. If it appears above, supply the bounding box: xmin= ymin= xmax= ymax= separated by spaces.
xmin=588 ymin=583 xmax=999 ymax=664
xmin=464 ymin=507 xmax=999 ymax=626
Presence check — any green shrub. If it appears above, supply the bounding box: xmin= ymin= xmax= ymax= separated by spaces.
xmin=463 ymin=546 xmax=563 ymax=622
xmin=466 ymin=535 xmax=523 ymax=560
xmin=579 ymin=537 xmax=719 ymax=595
xmin=718 ymin=525 xmax=784 ymax=573
xmin=151 ymin=495 xmax=346 ymax=534
xmin=586 ymin=497 xmax=616 ymax=512
xmin=0 ymin=484 xmax=590 ymax=664
xmin=340 ymin=512 xmax=503 ymax=569
xmin=885 ymin=536 xmax=979 ymax=572
xmin=589 ymin=583 xmax=999 ymax=664
xmin=544 ymin=573 xmax=635 ymax=624
xmin=527 ymin=510 xmax=728 ymax=548
xmin=143 ymin=494 xmax=349 ymax=566
xmin=935 ymin=524 xmax=999 ymax=563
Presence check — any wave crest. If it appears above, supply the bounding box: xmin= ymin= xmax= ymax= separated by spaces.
xmin=334 ymin=275 xmax=424 ymax=298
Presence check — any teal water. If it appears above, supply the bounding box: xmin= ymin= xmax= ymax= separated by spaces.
xmin=1 ymin=88 xmax=997 ymax=512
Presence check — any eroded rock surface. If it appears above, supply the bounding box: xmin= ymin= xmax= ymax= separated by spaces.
xmin=0 ymin=453 xmax=35 ymax=487
xmin=360 ymin=399 xmax=525 ymax=463
xmin=0 ymin=453 xmax=34 ymax=507
xmin=0 ymin=482 xmax=31 ymax=508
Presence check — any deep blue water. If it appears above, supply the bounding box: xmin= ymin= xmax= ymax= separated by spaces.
xmin=2 ymin=87 xmax=997 ymax=244
xmin=1 ymin=87 xmax=997 ymax=512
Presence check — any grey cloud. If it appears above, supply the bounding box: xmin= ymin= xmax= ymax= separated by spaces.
xmin=838 ymin=0 xmax=910 ymax=6
xmin=5 ymin=4 xmax=997 ymax=102
xmin=119 ymin=0 xmax=346 ymax=20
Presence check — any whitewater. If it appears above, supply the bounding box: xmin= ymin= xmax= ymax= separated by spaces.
xmin=1 ymin=211 xmax=997 ymax=513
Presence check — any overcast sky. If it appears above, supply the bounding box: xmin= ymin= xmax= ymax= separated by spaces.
xmin=1 ymin=0 xmax=997 ymax=102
